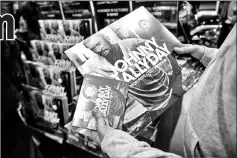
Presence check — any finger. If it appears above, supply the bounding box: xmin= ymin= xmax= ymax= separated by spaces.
xmin=174 ymin=44 xmax=199 ymax=54
xmin=92 ymin=108 xmax=107 ymax=141
xmin=92 ymin=107 xmax=103 ymax=120
xmin=96 ymin=117 xmax=107 ymax=142
xmin=96 ymin=115 xmax=107 ymax=132
xmin=92 ymin=108 xmax=106 ymax=129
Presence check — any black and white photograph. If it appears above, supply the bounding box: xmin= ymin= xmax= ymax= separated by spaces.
xmin=1 ymin=1 xmax=236 ymax=158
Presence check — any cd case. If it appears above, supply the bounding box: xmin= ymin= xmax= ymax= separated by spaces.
xmin=72 ymin=74 xmax=129 ymax=130
xmin=24 ymin=60 xmax=77 ymax=103
xmin=22 ymin=85 xmax=69 ymax=136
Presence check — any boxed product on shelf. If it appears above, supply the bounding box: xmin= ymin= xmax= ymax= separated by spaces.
xmin=61 ymin=1 xmax=92 ymax=19
xmin=38 ymin=19 xmax=93 ymax=44
xmin=23 ymin=61 xmax=46 ymax=89
xmin=21 ymin=84 xmax=69 ymax=136
xmin=52 ymin=60 xmax=77 ymax=103
xmin=72 ymin=74 xmax=129 ymax=130
xmin=38 ymin=1 xmax=62 ymax=19
xmin=30 ymin=40 xmax=74 ymax=65
xmin=24 ymin=60 xmax=77 ymax=103
xmin=93 ymin=1 xmax=131 ymax=30
xmin=65 ymin=6 xmax=204 ymax=136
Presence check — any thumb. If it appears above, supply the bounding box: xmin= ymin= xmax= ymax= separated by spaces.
xmin=92 ymin=108 xmax=106 ymax=134
xmin=174 ymin=44 xmax=199 ymax=55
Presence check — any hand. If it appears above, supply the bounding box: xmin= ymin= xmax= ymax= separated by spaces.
xmin=66 ymin=108 xmax=113 ymax=146
xmin=92 ymin=108 xmax=112 ymax=143
xmin=174 ymin=44 xmax=205 ymax=60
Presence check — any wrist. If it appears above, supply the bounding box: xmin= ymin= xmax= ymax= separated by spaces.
xmin=190 ymin=45 xmax=205 ymax=60
xmin=200 ymin=46 xmax=218 ymax=67
xmin=100 ymin=127 xmax=116 ymax=145
xmin=200 ymin=45 xmax=206 ymax=60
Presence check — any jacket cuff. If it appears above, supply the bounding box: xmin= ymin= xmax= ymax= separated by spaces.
xmin=200 ymin=46 xmax=217 ymax=67
xmin=100 ymin=128 xmax=141 ymax=152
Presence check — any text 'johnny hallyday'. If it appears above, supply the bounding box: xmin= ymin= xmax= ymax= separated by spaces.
xmin=110 ymin=37 xmax=171 ymax=83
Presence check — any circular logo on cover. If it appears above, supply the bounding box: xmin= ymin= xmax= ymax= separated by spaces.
xmin=82 ymin=85 xmax=98 ymax=100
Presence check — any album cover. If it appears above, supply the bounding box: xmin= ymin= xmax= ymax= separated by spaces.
xmin=24 ymin=61 xmax=46 ymax=89
xmin=38 ymin=19 xmax=92 ymax=44
xmin=72 ymin=74 xmax=129 ymax=130
xmin=50 ymin=66 xmax=77 ymax=103
xmin=24 ymin=60 xmax=77 ymax=103
xmin=21 ymin=85 xmax=68 ymax=136
xmin=30 ymin=40 xmax=74 ymax=64
xmin=65 ymin=7 xmax=204 ymax=136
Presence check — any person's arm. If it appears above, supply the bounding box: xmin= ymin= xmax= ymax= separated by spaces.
xmin=92 ymin=109 xmax=182 ymax=158
xmin=101 ymin=128 xmax=181 ymax=158
xmin=174 ymin=44 xmax=218 ymax=67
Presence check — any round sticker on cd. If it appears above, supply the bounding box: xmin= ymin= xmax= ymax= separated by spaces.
xmin=82 ymin=85 xmax=98 ymax=100
xmin=138 ymin=19 xmax=150 ymax=31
